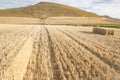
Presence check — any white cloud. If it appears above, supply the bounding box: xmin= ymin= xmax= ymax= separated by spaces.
xmin=0 ymin=0 xmax=120 ymax=19
xmin=88 ymin=0 xmax=120 ymax=18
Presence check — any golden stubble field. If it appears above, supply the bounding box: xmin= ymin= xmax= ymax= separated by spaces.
xmin=0 ymin=24 xmax=120 ymax=80
xmin=0 ymin=17 xmax=116 ymax=25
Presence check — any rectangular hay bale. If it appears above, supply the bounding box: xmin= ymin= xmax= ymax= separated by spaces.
xmin=93 ymin=28 xmax=114 ymax=35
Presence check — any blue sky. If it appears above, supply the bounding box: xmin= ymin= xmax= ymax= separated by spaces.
xmin=0 ymin=0 xmax=120 ymax=18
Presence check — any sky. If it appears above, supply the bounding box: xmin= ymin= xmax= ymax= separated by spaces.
xmin=0 ymin=0 xmax=120 ymax=19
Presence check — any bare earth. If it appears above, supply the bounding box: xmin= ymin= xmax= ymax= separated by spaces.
xmin=0 ymin=24 xmax=120 ymax=80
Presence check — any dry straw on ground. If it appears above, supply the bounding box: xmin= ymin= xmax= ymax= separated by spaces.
xmin=0 ymin=25 xmax=120 ymax=80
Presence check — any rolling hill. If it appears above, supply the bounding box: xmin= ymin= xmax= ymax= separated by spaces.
xmin=0 ymin=2 xmax=100 ymax=18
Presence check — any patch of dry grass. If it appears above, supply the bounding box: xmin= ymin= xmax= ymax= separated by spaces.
xmin=0 ymin=17 xmax=116 ymax=25
xmin=0 ymin=25 xmax=120 ymax=80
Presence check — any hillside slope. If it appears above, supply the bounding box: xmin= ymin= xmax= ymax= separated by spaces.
xmin=0 ymin=2 xmax=100 ymax=17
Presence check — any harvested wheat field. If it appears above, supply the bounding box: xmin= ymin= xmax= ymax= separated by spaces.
xmin=0 ymin=17 xmax=116 ymax=25
xmin=0 ymin=24 xmax=120 ymax=80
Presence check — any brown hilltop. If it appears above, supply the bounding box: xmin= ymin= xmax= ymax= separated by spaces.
xmin=0 ymin=2 xmax=100 ymax=17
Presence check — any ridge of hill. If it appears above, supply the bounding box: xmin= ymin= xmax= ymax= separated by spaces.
xmin=0 ymin=2 xmax=100 ymax=17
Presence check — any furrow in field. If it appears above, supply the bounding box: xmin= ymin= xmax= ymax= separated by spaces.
xmin=47 ymin=26 xmax=119 ymax=80
xmin=0 ymin=37 xmax=33 ymax=80
xmin=68 ymin=26 xmax=120 ymax=53
xmin=24 ymin=26 xmax=54 ymax=80
xmin=46 ymin=27 xmax=80 ymax=80
xmin=62 ymin=27 xmax=120 ymax=61
xmin=60 ymin=26 xmax=120 ymax=55
xmin=24 ymin=27 xmax=40 ymax=80
xmin=57 ymin=27 xmax=120 ymax=74
xmin=45 ymin=27 xmax=66 ymax=80
xmin=45 ymin=26 xmax=120 ymax=79
xmin=0 ymin=27 xmax=32 ymax=72
xmin=1 ymin=25 xmax=119 ymax=80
